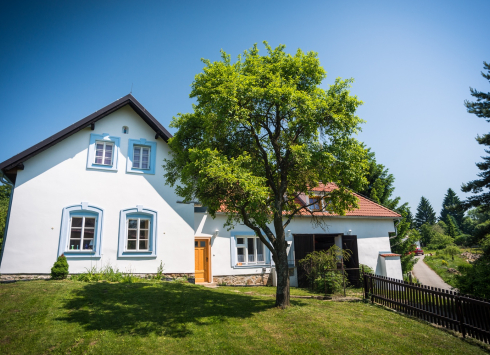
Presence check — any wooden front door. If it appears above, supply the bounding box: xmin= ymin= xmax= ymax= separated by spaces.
xmin=194 ymin=239 xmax=210 ymax=283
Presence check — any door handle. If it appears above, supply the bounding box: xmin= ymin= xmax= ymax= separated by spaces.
xmin=206 ymin=257 xmax=208 ymax=261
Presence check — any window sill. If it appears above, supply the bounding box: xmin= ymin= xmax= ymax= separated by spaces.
xmin=63 ymin=250 xmax=99 ymax=259
xmin=126 ymin=168 xmax=154 ymax=175
xmin=65 ymin=250 xmax=95 ymax=253
xmin=233 ymin=264 xmax=271 ymax=269
xmin=119 ymin=251 xmax=156 ymax=258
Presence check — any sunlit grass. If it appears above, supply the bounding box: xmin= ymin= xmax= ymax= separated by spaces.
xmin=0 ymin=280 xmax=486 ymax=354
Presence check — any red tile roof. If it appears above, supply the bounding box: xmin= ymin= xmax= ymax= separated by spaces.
xmin=217 ymin=183 xmax=401 ymax=218
xmin=298 ymin=183 xmax=401 ymax=218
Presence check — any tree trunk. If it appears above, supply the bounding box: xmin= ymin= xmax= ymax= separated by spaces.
xmin=273 ymin=220 xmax=290 ymax=308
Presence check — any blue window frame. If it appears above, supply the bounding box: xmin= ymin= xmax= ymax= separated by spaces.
xmin=86 ymin=133 xmax=120 ymax=171
xmin=126 ymin=138 xmax=157 ymax=175
xmin=230 ymin=231 xmax=271 ymax=268
xmin=58 ymin=203 xmax=104 ymax=258
xmin=118 ymin=206 xmax=157 ymax=258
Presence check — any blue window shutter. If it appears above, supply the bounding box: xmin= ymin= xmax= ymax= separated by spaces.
xmin=230 ymin=236 xmax=236 ymax=268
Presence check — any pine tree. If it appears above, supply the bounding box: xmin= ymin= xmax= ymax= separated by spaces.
xmin=462 ymin=62 xmax=490 ymax=213
xmin=405 ymin=209 xmax=414 ymax=229
xmin=445 ymin=215 xmax=459 ymax=238
xmin=440 ymin=188 xmax=464 ymax=226
xmin=354 ymin=147 xmax=400 ymax=210
xmin=415 ymin=196 xmax=436 ymax=228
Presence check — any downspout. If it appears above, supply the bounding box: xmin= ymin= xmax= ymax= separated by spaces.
xmin=0 ymin=172 xmax=14 ymax=269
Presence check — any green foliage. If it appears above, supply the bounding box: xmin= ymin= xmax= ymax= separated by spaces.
xmin=390 ymin=205 xmax=418 ymax=272
xmin=0 ymin=184 xmax=12 ymax=254
xmin=163 ymin=42 xmax=368 ymax=306
xmin=444 ymin=215 xmax=459 ymax=238
xmin=299 ymin=245 xmax=351 ymax=294
xmin=155 ymin=261 xmax=165 ymax=280
xmin=427 ymin=233 xmax=454 ymax=250
xmin=0 ymin=282 xmax=485 ymax=354
xmin=353 ymin=148 xmax=400 ymax=210
xmin=456 ymin=253 xmax=490 ymax=298
xmin=419 ymin=223 xmax=445 ymax=246
xmin=454 ymin=234 xmax=471 ymax=246
xmin=359 ymin=263 xmax=374 ymax=285
xmin=443 ymin=245 xmax=460 ymax=261
xmin=415 ymin=196 xmax=436 ymax=228
xmin=50 ymin=255 xmax=69 ymax=280
xmin=462 ymin=62 xmax=490 ymax=212
xmin=440 ymin=188 xmax=464 ymax=226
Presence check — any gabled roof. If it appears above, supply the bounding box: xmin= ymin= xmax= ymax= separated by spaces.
xmin=0 ymin=94 xmax=172 ymax=181
xmin=297 ymin=183 xmax=401 ymax=218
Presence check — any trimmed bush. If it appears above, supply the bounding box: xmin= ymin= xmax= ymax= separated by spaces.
xmin=51 ymin=255 xmax=69 ymax=280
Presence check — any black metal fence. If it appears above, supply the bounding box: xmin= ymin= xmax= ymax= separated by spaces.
xmin=363 ymin=273 xmax=490 ymax=344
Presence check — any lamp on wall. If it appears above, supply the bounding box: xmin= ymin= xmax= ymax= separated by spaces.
xmin=213 ymin=229 xmax=219 ymax=237
xmin=347 ymin=230 xmax=352 ymax=235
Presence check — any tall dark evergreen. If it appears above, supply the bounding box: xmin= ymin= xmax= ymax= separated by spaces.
xmin=415 ymin=196 xmax=436 ymax=228
xmin=440 ymin=188 xmax=464 ymax=226
xmin=462 ymin=62 xmax=490 ymax=212
xmin=354 ymin=148 xmax=400 ymax=211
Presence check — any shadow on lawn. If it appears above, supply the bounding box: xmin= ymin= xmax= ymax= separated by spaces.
xmin=58 ymin=282 xmax=293 ymax=338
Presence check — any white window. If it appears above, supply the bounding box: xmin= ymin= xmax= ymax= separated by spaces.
xmin=126 ymin=218 xmax=150 ymax=251
xmin=95 ymin=141 xmax=114 ymax=165
xmin=133 ymin=146 xmax=150 ymax=169
xmin=69 ymin=216 xmax=95 ymax=251
xmin=236 ymin=236 xmax=265 ymax=265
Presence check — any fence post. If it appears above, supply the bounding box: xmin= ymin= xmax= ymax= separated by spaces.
xmin=455 ymin=295 xmax=465 ymax=339
xmin=341 ymin=256 xmax=346 ymax=297
xmin=363 ymin=266 xmax=368 ymax=299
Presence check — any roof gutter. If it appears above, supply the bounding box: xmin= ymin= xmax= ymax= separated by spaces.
xmin=0 ymin=172 xmax=14 ymax=269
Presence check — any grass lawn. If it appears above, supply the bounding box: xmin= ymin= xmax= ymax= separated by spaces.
xmin=0 ymin=280 xmax=487 ymax=354
xmin=423 ymin=250 xmax=471 ymax=289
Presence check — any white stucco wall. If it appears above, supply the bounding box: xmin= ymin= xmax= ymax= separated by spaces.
xmin=194 ymin=212 xmax=399 ymax=282
xmin=1 ymin=106 xmax=195 ymax=274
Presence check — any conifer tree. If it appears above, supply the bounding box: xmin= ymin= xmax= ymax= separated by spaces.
xmin=462 ymin=62 xmax=490 ymax=212
xmin=415 ymin=196 xmax=436 ymax=228
xmin=445 ymin=215 xmax=459 ymax=238
xmin=354 ymin=147 xmax=400 ymax=210
xmin=440 ymin=188 xmax=464 ymax=226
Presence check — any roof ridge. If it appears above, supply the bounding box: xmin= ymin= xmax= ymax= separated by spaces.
xmin=0 ymin=94 xmax=172 ymax=175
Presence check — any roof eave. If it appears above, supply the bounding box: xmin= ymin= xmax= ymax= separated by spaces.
xmin=0 ymin=94 xmax=172 ymax=173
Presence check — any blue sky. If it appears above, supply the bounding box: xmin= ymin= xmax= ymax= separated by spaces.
xmin=1 ymin=0 xmax=489 ymax=215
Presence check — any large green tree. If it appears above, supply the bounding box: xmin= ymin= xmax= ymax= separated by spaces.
xmin=415 ymin=196 xmax=436 ymax=228
xmin=163 ymin=43 xmax=368 ymax=308
xmin=390 ymin=205 xmax=418 ymax=273
xmin=462 ymin=62 xmax=490 ymax=212
xmin=0 ymin=184 xmax=12 ymax=255
xmin=440 ymin=188 xmax=464 ymax=226
xmin=456 ymin=61 xmax=490 ymax=297
xmin=347 ymin=148 xmax=417 ymax=271
xmin=354 ymin=148 xmax=400 ymax=210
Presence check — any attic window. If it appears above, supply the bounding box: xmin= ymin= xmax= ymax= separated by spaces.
xmin=309 ymin=196 xmax=323 ymax=212
xmin=122 ymin=126 xmax=129 ymax=134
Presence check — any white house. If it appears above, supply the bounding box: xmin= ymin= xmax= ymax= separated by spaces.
xmin=0 ymin=95 xmax=403 ymax=285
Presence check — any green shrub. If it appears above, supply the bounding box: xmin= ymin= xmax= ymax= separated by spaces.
xmin=51 ymin=255 xmax=69 ymax=280
xmin=443 ymin=245 xmax=460 ymax=260
xmin=121 ymin=268 xmax=140 ymax=283
xmin=427 ymin=233 xmax=454 ymax=250
xmin=313 ymin=271 xmax=347 ymax=294
xmin=155 ymin=261 xmax=165 ymax=280
xmin=299 ymin=245 xmax=351 ymax=294
xmin=454 ymin=234 xmax=470 ymax=246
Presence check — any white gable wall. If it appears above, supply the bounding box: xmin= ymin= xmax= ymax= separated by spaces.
xmin=1 ymin=106 xmax=195 ymax=274
xmin=195 ymin=212 xmax=399 ymax=281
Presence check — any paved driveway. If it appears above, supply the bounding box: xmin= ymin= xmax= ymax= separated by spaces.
xmin=412 ymin=255 xmax=453 ymax=291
